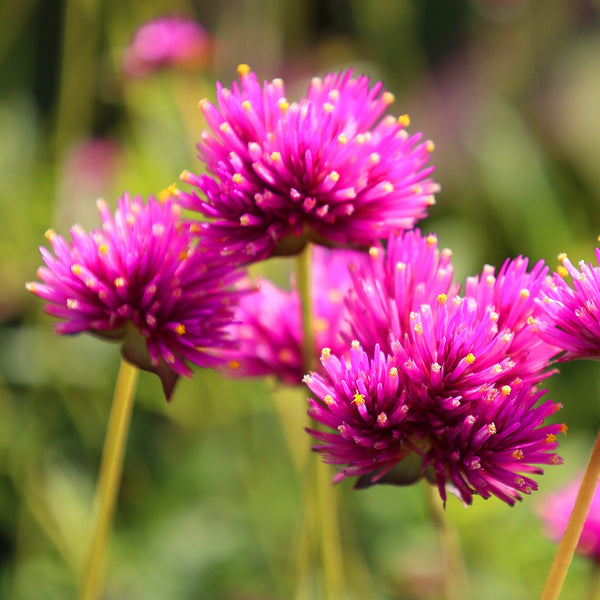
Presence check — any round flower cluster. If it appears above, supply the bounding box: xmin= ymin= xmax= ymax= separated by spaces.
xmin=305 ymin=230 xmax=566 ymax=505
xmin=27 ymin=193 xmax=248 ymax=398
xmin=177 ymin=65 xmax=439 ymax=262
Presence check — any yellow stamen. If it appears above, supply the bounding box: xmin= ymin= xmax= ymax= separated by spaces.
xmin=321 ymin=347 xmax=332 ymax=359
xmin=237 ymin=63 xmax=251 ymax=76
xmin=175 ymin=323 xmax=186 ymax=336
xmin=437 ymin=293 xmax=448 ymax=305
xmin=353 ymin=392 xmax=365 ymax=405
xmin=465 ymin=353 xmax=475 ymax=365
xmin=398 ymin=114 xmax=410 ymax=128
xmin=232 ymin=173 xmax=243 ymax=184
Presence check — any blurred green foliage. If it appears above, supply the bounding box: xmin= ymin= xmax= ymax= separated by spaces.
xmin=3 ymin=0 xmax=600 ymax=598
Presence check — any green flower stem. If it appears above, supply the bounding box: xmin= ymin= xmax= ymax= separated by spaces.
xmin=425 ymin=483 xmax=469 ymax=600
xmin=541 ymin=429 xmax=600 ymax=600
xmin=294 ymin=245 xmax=345 ymax=600
xmin=78 ymin=358 xmax=139 ymax=600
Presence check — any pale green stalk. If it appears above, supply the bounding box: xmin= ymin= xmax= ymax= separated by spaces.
xmin=541 ymin=430 xmax=600 ymax=600
xmin=78 ymin=358 xmax=139 ymax=600
xmin=294 ymin=245 xmax=345 ymax=600
xmin=425 ymin=483 xmax=469 ymax=600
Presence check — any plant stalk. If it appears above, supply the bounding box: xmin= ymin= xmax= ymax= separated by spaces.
xmin=295 ymin=245 xmax=345 ymax=599
xmin=541 ymin=429 xmax=600 ymax=600
xmin=78 ymin=358 xmax=139 ymax=600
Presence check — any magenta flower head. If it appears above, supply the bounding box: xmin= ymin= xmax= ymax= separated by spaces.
xmin=537 ymin=249 xmax=600 ymax=361
xmin=26 ymin=193 xmax=247 ymax=399
xmin=463 ymin=255 xmax=559 ymax=383
xmin=223 ymin=246 xmax=368 ymax=384
xmin=122 ymin=16 xmax=212 ymax=78
xmin=539 ymin=475 xmax=600 ymax=563
xmin=345 ymin=229 xmax=459 ymax=354
xmin=305 ymin=343 xmax=566 ymax=506
xmin=176 ymin=65 xmax=439 ymax=263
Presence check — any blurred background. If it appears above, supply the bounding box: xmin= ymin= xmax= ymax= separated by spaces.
xmin=2 ymin=0 xmax=600 ymax=598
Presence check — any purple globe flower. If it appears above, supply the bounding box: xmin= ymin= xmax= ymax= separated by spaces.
xmin=345 ymin=229 xmax=458 ymax=354
xmin=122 ymin=16 xmax=212 ymax=77
xmin=26 ymin=193 xmax=247 ymax=399
xmin=177 ymin=65 xmax=439 ymax=262
xmin=537 ymin=249 xmax=600 ymax=360
xmin=305 ymin=343 xmax=566 ymax=506
xmin=463 ymin=255 xmax=559 ymax=385
xmin=539 ymin=475 xmax=600 ymax=563
xmin=223 ymin=245 xmax=369 ymax=384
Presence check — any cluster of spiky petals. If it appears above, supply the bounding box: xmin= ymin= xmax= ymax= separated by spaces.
xmin=539 ymin=474 xmax=600 ymax=563
xmin=222 ymin=246 xmax=369 ymax=384
xmin=464 ymin=256 xmax=559 ymax=380
xmin=345 ymin=229 xmax=458 ymax=354
xmin=122 ymin=15 xmax=212 ymax=77
xmin=305 ymin=345 xmax=412 ymax=482
xmin=26 ymin=193 xmax=248 ymax=398
xmin=305 ymin=230 xmax=566 ymax=504
xmin=305 ymin=343 xmax=565 ymax=505
xmin=536 ymin=248 xmax=600 ymax=360
xmin=176 ymin=65 xmax=439 ymax=263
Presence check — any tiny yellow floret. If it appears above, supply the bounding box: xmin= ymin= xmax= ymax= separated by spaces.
xmin=270 ymin=152 xmax=281 ymax=162
xmin=353 ymin=392 xmax=366 ymax=405
xmin=321 ymin=347 xmax=332 ymax=359
xmin=324 ymin=394 xmax=334 ymax=405
xmin=232 ymin=173 xmax=243 ymax=184
xmin=501 ymin=385 xmax=511 ymax=396
xmin=426 ymin=140 xmax=435 ymax=152
xmin=237 ymin=63 xmax=251 ymax=76
xmin=242 ymin=100 xmax=251 ymax=111
xmin=329 ymin=171 xmax=340 ymax=182
xmin=465 ymin=353 xmax=475 ymax=365
xmin=398 ymin=114 xmax=410 ymax=127
xmin=175 ymin=324 xmax=186 ymax=336
xmin=71 ymin=264 xmax=82 ymax=276
xmin=437 ymin=293 xmax=448 ymax=305
xmin=114 ymin=277 xmax=125 ymax=288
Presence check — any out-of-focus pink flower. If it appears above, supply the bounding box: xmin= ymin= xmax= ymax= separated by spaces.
xmin=177 ymin=65 xmax=439 ymax=263
xmin=223 ymin=245 xmax=368 ymax=385
xmin=539 ymin=475 xmax=600 ymax=563
xmin=122 ymin=16 xmax=212 ymax=78
xmin=27 ymin=193 xmax=248 ymax=399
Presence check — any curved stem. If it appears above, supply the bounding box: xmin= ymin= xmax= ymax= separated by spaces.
xmin=541 ymin=429 xmax=600 ymax=600
xmin=78 ymin=358 xmax=139 ymax=600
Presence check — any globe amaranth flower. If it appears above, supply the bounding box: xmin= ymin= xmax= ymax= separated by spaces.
xmin=26 ymin=193 xmax=248 ymax=399
xmin=346 ymin=230 xmax=557 ymax=392
xmin=345 ymin=229 xmax=458 ymax=354
xmin=176 ymin=65 xmax=439 ymax=262
xmin=307 ymin=234 xmax=565 ymax=504
xmin=539 ymin=475 xmax=600 ymax=563
xmin=223 ymin=245 xmax=368 ymax=385
xmin=537 ymin=248 xmax=600 ymax=361
xmin=305 ymin=343 xmax=566 ymax=506
xmin=122 ymin=16 xmax=212 ymax=77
